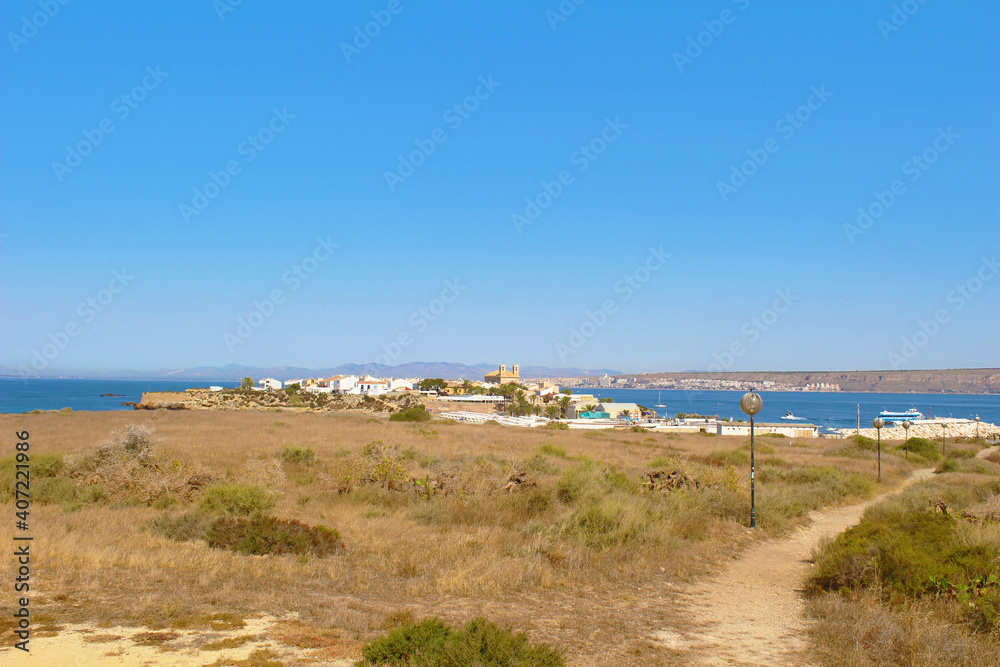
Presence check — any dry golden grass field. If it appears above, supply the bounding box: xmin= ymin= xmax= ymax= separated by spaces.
xmin=2 ymin=408 xmax=993 ymax=666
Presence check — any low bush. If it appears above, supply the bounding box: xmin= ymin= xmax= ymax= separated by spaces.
xmin=539 ymin=444 xmax=567 ymax=458
xmin=198 ymin=483 xmax=276 ymax=516
xmin=206 ymin=515 xmax=342 ymax=557
xmin=0 ymin=454 xmax=83 ymax=507
xmin=808 ymin=481 xmax=1000 ymax=612
xmin=706 ymin=449 xmax=750 ymax=467
xmin=947 ymin=448 xmax=976 ymax=460
xmin=358 ymin=617 xmax=564 ymax=667
xmin=149 ymin=513 xmax=214 ymax=542
xmin=279 ymin=445 xmax=317 ymax=467
xmin=389 ymin=406 xmax=431 ymax=422
xmin=68 ymin=424 xmax=199 ymax=505
xmin=899 ymin=437 xmax=942 ymax=461
xmin=545 ymin=422 xmax=569 ymax=430
xmin=937 ymin=458 xmax=959 ymax=474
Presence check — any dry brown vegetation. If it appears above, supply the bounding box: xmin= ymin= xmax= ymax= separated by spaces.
xmin=1 ymin=409 xmax=925 ymax=665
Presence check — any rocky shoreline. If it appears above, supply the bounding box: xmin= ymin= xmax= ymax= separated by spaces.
xmin=836 ymin=417 xmax=999 ymax=441
xmin=135 ymin=388 xmax=421 ymax=414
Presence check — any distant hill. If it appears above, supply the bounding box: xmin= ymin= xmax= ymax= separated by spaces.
xmin=1 ymin=362 xmax=621 ymax=382
xmin=625 ymin=369 xmax=1000 ymax=394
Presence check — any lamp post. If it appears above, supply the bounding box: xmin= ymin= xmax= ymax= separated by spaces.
xmin=941 ymin=423 xmax=947 ymax=458
xmin=873 ymin=418 xmax=885 ymax=482
xmin=740 ymin=391 xmax=763 ymax=528
xmin=975 ymin=414 xmax=981 ymax=441
xmin=902 ymin=420 xmax=912 ymax=460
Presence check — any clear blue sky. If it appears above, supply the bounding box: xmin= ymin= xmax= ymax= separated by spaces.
xmin=2 ymin=1 xmax=997 ymax=375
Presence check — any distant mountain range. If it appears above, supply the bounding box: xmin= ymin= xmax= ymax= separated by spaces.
xmin=1 ymin=362 xmax=622 ymax=382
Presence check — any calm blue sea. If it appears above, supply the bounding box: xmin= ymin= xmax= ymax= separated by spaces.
xmin=571 ymin=388 xmax=1000 ymax=430
xmin=0 ymin=378 xmax=237 ymax=414
xmin=2 ymin=380 xmax=998 ymax=429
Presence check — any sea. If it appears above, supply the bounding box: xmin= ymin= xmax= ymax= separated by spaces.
xmin=0 ymin=378 xmax=237 ymax=414
xmin=2 ymin=379 xmax=999 ymax=431
xmin=564 ymin=388 xmax=1000 ymax=431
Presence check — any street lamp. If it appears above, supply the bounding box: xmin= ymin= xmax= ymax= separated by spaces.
xmin=975 ymin=414 xmax=981 ymax=441
xmin=873 ymin=417 xmax=885 ymax=482
xmin=902 ymin=420 xmax=913 ymax=460
xmin=941 ymin=423 xmax=947 ymax=458
xmin=740 ymin=391 xmax=763 ymax=529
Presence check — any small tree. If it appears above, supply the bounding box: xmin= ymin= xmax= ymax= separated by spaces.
xmin=545 ymin=405 xmax=560 ymax=420
xmin=418 ymin=378 xmax=448 ymax=393
xmin=284 ymin=383 xmax=301 ymax=395
xmin=240 ymin=377 xmax=254 ymax=391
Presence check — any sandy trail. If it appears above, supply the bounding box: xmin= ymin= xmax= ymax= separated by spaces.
xmin=653 ymin=466 xmax=941 ymax=666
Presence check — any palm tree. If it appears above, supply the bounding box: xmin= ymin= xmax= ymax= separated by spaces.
xmin=545 ymin=405 xmax=560 ymax=420
xmin=558 ymin=395 xmax=572 ymax=418
xmin=582 ymin=403 xmax=597 ymax=414
xmin=621 ymin=409 xmax=632 ymax=420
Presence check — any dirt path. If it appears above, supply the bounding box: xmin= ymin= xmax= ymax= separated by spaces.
xmin=652 ymin=466 xmax=939 ymax=666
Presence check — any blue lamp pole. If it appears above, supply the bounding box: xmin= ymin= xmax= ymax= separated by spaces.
xmin=740 ymin=391 xmax=763 ymax=528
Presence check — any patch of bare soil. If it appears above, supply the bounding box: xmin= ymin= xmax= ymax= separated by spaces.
xmin=0 ymin=615 xmax=356 ymax=667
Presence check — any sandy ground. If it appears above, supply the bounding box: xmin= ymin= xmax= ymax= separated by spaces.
xmin=654 ymin=446 xmax=998 ymax=666
xmin=0 ymin=614 xmax=355 ymax=667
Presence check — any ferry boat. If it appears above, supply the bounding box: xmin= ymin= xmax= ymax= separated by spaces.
xmin=781 ymin=412 xmax=806 ymax=421
xmin=878 ymin=408 xmax=924 ymax=423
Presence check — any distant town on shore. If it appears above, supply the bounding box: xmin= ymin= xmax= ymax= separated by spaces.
xmin=5 ymin=364 xmax=998 ymax=394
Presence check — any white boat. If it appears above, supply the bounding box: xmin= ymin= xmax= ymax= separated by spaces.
xmin=878 ymin=408 xmax=924 ymax=423
xmin=781 ymin=412 xmax=806 ymax=421
xmin=655 ymin=392 xmax=666 ymax=408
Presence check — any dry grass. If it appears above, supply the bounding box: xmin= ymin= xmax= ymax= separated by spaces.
xmin=808 ymin=592 xmax=1000 ymax=667
xmin=0 ymin=409 xmax=920 ymax=666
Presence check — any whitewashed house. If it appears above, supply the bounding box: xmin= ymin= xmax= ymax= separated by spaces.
xmin=357 ymin=378 xmax=390 ymax=396
xmin=388 ymin=378 xmax=415 ymax=392
xmin=259 ymin=378 xmax=283 ymax=391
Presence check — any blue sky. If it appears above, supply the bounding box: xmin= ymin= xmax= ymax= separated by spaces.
xmin=1 ymin=0 xmax=998 ymax=375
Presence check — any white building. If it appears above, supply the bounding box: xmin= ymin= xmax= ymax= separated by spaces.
xmin=717 ymin=422 xmax=820 ymax=438
xmin=317 ymin=375 xmax=359 ymax=393
xmin=258 ymin=378 xmax=283 ymax=391
xmin=598 ymin=374 xmax=613 ymax=388
xmin=388 ymin=378 xmax=415 ymax=392
xmin=599 ymin=402 xmax=647 ymax=420
xmin=357 ymin=379 xmax=389 ymax=396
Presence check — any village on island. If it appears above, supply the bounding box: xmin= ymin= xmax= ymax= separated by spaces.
xmin=138 ymin=364 xmax=991 ymax=441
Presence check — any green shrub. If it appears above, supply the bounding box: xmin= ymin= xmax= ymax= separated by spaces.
xmin=947 ymin=449 xmax=976 ymax=460
xmin=198 ymin=484 xmax=276 ymax=516
xmin=761 ymin=432 xmax=785 ymax=439
xmin=0 ymin=454 xmax=93 ymax=507
xmin=545 ymin=422 xmax=569 ymax=430
xmin=899 ymin=437 xmax=941 ymax=461
xmin=808 ymin=487 xmax=1000 ymax=603
xmin=205 ymin=515 xmax=341 ymax=557
xmin=279 ymin=445 xmax=317 ymax=467
xmin=149 ymin=513 xmax=213 ymax=542
xmin=539 ymin=444 xmax=567 ymax=458
xmin=707 ymin=449 xmax=750 ymax=467
xmin=851 ymin=435 xmax=878 ymax=451
xmin=389 ymin=406 xmax=431 ymax=422
xmin=935 ymin=458 xmax=958 ymax=474
xmin=359 ymin=617 xmax=564 ymax=667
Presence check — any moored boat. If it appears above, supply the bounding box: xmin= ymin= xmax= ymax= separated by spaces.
xmin=878 ymin=408 xmax=924 ymax=423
